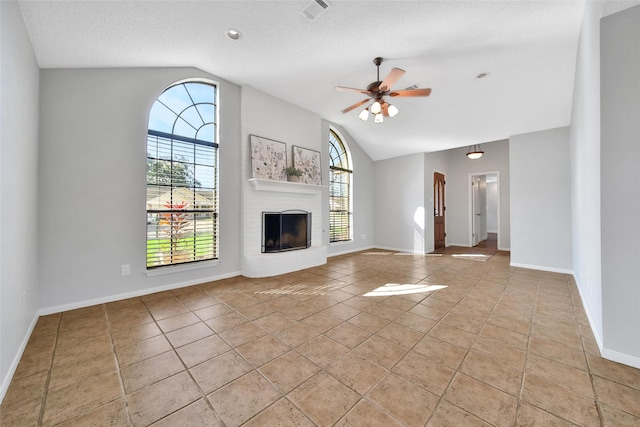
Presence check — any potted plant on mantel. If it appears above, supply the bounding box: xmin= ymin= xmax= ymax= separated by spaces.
xmin=285 ymin=166 xmax=303 ymax=182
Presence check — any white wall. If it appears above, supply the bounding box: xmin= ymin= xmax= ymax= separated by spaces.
xmin=486 ymin=180 xmax=498 ymax=232
xmin=374 ymin=154 xmax=426 ymax=253
xmin=570 ymin=0 xmax=604 ymax=349
xmin=322 ymin=123 xmax=375 ymax=256
xmin=0 ymin=0 xmax=41 ymax=399
xmin=446 ymin=139 xmax=511 ymax=250
xmin=600 ymin=5 xmax=640 ymax=367
xmin=38 ymin=68 xmax=242 ymax=311
xmin=240 ymin=86 xmax=326 ymax=276
xmin=510 ymin=127 xmax=572 ymax=273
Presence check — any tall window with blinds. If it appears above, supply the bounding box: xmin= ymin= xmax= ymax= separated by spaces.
xmin=146 ymin=82 xmax=219 ymax=268
xmin=328 ymin=129 xmax=353 ymax=243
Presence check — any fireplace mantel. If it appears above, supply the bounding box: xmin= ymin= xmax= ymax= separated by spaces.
xmin=248 ymin=178 xmax=325 ymax=195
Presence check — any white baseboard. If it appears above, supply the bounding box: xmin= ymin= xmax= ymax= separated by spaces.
xmin=39 ymin=270 xmax=242 ymax=316
xmin=510 ymin=262 xmax=573 ymax=275
xmin=601 ymin=347 xmax=640 ymax=370
xmin=0 ymin=313 xmax=39 ymax=404
xmin=328 ymin=245 xmax=375 ymax=257
xmin=373 ymin=245 xmax=425 ymax=254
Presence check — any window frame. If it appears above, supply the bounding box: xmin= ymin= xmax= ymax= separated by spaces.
xmin=145 ymin=81 xmax=219 ymax=270
xmin=328 ymin=128 xmax=353 ymax=243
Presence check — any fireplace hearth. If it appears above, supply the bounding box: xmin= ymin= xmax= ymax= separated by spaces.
xmin=262 ymin=210 xmax=311 ymax=253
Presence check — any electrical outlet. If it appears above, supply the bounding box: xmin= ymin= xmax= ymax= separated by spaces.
xmin=121 ymin=264 xmax=130 ymax=276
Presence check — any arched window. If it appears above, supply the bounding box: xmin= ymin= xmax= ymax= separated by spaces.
xmin=146 ymin=81 xmax=218 ymax=268
xmin=328 ymin=129 xmax=353 ymax=242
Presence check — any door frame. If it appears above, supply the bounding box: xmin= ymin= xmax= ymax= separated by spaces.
xmin=468 ymin=171 xmax=501 ymax=248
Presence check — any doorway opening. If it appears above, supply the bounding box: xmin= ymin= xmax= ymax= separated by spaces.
xmin=469 ymin=172 xmax=499 ymax=249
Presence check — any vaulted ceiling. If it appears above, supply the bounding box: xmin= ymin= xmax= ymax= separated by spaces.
xmin=16 ymin=1 xmax=602 ymax=160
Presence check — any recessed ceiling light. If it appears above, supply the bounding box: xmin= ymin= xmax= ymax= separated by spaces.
xmin=225 ymin=29 xmax=241 ymax=40
xmin=476 ymin=72 xmax=489 ymax=79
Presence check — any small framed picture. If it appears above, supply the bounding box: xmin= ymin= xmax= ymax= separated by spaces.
xmin=250 ymin=135 xmax=287 ymax=181
xmin=292 ymin=146 xmax=322 ymax=185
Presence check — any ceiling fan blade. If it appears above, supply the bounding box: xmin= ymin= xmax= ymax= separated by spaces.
xmin=379 ymin=68 xmax=406 ymax=92
xmin=341 ymin=98 xmax=370 ymax=114
xmin=389 ymin=88 xmax=432 ymax=97
xmin=334 ymin=86 xmax=371 ymax=95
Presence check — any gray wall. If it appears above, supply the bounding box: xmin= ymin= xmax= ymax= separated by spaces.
xmin=322 ymin=123 xmax=375 ymax=255
xmin=570 ymin=0 xmax=604 ymax=349
xmin=38 ymin=68 xmax=242 ymax=310
xmin=601 ymin=5 xmax=640 ymax=365
xmin=0 ymin=1 xmax=41 ymax=398
xmin=510 ymin=127 xmax=573 ymax=272
xmin=374 ymin=154 xmax=426 ymax=253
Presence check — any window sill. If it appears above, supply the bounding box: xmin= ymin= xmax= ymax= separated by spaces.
xmin=248 ymin=178 xmax=325 ymax=195
xmin=145 ymin=259 xmax=219 ymax=277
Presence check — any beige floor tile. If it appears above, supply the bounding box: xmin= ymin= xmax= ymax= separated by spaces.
xmin=49 ymin=350 xmax=118 ymax=393
xmin=207 ymin=371 xmax=281 ymax=427
xmin=376 ymin=322 xmax=425 ymax=349
xmin=326 ymin=353 xmax=388 ymax=395
xmin=236 ymin=335 xmax=290 ymax=367
xmin=526 ymin=353 xmax=593 ymax=398
xmin=515 ymin=402 xmax=576 ymax=427
xmin=259 ymin=351 xmax=320 ymax=393
xmin=522 ymin=373 xmax=600 ymax=426
xmin=288 ymin=371 xmax=360 ymax=426
xmin=429 ymin=322 xmax=476 ymax=350
xmin=42 ymin=371 xmax=123 ymax=426
xmin=413 ymin=335 xmax=467 ymax=370
xmin=593 ymin=375 xmax=640 ymax=417
xmin=588 ymin=353 xmax=640 ymax=391
xmin=189 ymin=349 xmax=252 ymax=394
xmin=0 ymin=397 xmax=42 ymax=426
xmin=127 ymin=371 xmax=201 ymax=426
xmin=6 ymin=251 xmax=640 ymax=427
xmin=426 ymin=399 xmax=493 ymax=427
xmin=57 ymin=398 xmax=131 ymax=427
xmin=165 ymin=322 xmax=214 ymax=348
xmin=120 ymin=350 xmax=184 ymax=394
xmin=325 ymin=321 xmax=371 ymax=349
xmin=175 ymin=334 xmax=231 ymax=368
xmin=243 ymin=398 xmax=314 ymax=426
xmin=444 ymin=372 xmax=518 ymax=427
xmin=598 ymin=401 xmax=640 ymax=427
xmin=218 ymin=322 xmax=267 ymax=348
xmin=116 ymin=335 xmax=172 ymax=367
xmin=297 ymin=335 xmax=350 ymax=368
xmin=1 ymin=371 xmax=48 ymax=409
xmin=351 ymin=335 xmax=408 ymax=369
xmin=367 ymin=372 xmax=439 ymax=426
xmin=155 ymin=312 xmax=200 ymax=333
xmin=150 ymin=398 xmax=222 ymax=427
xmin=335 ymin=399 xmax=403 ymax=426
xmin=459 ymin=351 xmax=523 ymax=396
xmin=393 ymin=350 xmax=455 ymax=396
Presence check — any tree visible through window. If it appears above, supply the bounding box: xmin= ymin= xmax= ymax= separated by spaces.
xmin=146 ymin=82 xmax=218 ymax=268
xmin=329 ymin=129 xmax=352 ymax=242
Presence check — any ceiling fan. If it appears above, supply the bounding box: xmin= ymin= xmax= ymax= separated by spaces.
xmin=334 ymin=57 xmax=432 ymax=123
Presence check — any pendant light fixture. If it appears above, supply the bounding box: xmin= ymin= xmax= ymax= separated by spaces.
xmin=466 ymin=144 xmax=484 ymax=160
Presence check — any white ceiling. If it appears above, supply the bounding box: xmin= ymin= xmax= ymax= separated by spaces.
xmin=15 ymin=0 xmax=613 ymax=160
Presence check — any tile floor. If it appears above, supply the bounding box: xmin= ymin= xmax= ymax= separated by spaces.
xmin=2 ymin=249 xmax=640 ymax=426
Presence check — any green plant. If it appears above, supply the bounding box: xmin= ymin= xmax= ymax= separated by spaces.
xmin=285 ymin=166 xmax=303 ymax=177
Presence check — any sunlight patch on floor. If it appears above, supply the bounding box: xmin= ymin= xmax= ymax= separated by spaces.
xmin=363 ymin=283 xmax=447 ymax=297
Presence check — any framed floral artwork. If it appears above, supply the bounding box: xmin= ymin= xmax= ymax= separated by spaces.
xmin=250 ymin=135 xmax=287 ymax=181
xmin=293 ymin=146 xmax=322 ymax=185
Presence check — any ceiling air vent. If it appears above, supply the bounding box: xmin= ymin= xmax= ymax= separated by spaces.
xmin=301 ymin=0 xmax=330 ymax=21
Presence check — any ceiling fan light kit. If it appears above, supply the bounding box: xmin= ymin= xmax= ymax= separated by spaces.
xmin=466 ymin=144 xmax=484 ymax=159
xmin=334 ymin=57 xmax=431 ymax=124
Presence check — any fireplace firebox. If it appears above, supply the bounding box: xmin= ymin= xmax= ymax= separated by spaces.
xmin=262 ymin=210 xmax=311 ymax=253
